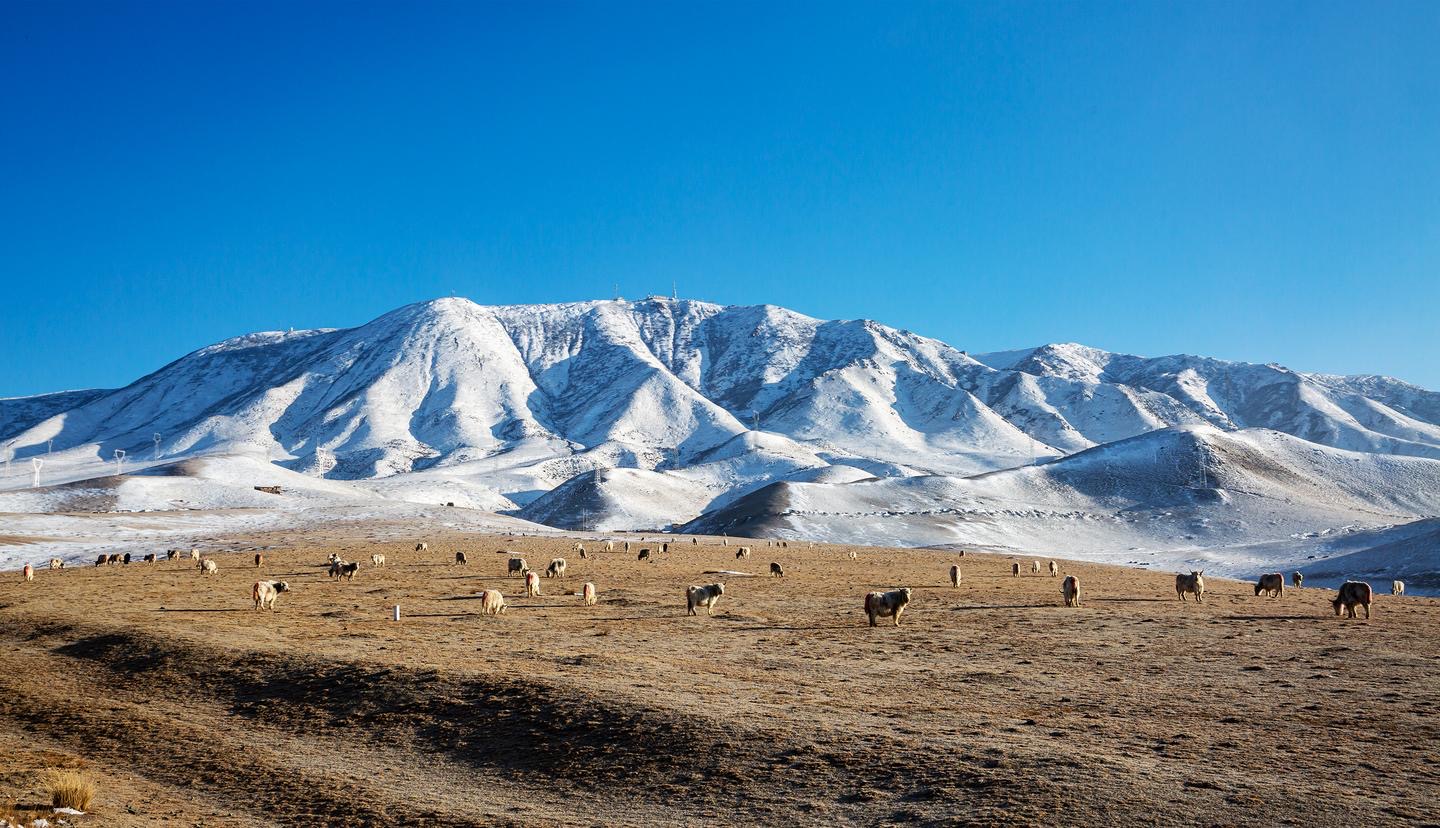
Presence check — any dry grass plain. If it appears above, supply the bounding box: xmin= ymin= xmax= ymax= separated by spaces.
xmin=0 ymin=525 xmax=1436 ymax=827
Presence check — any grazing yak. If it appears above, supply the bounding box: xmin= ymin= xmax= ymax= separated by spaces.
xmin=252 ymin=580 xmax=290 ymax=610
xmin=1255 ymin=573 xmax=1285 ymax=598
xmin=1333 ymin=582 xmax=1374 ymax=619
xmin=455 ymin=551 xmax=468 ymax=565
xmin=22 ymin=564 xmax=34 ymax=582
xmin=1011 ymin=562 xmax=1020 ymax=576
xmin=687 ymin=583 xmax=726 ymax=616
xmin=848 ymin=551 xmax=858 ymax=560
xmin=199 ymin=559 xmax=219 ymax=576
xmin=1293 ymin=571 xmax=1304 ymax=588
xmin=166 ymin=550 xmax=178 ymax=561
xmin=478 ymin=589 xmax=506 ymax=615
xmin=1392 ymin=580 xmax=1405 ymax=596
xmin=864 ymin=588 xmax=912 ymax=627
xmin=329 ymin=559 xmax=347 ymax=578
xmin=123 ymin=553 xmax=132 ymax=565
xmin=189 ymin=549 xmax=201 ymax=561
xmin=338 ymin=561 xmax=359 ymax=580
xmin=143 ymin=553 xmax=156 ymax=563
xmin=415 ymin=542 xmax=428 ymax=552
xmin=1062 ymin=575 xmax=1081 ymax=607
xmin=638 ymin=548 xmax=651 ymax=562
xmin=49 ymin=558 xmax=64 ymax=570
xmin=949 ymin=565 xmax=961 ymax=587
xmin=1031 ymin=561 xmax=1042 ymax=574
xmin=1048 ymin=560 xmax=1058 ymax=577
xmin=254 ymin=553 xmax=264 ymax=567
xmin=546 ymin=558 xmax=567 ymax=578
xmin=371 ymin=553 xmax=385 ymax=567
xmin=735 ymin=547 xmax=751 ymax=560
xmin=771 ymin=562 xmax=785 ymax=577
xmin=524 ymin=571 xmax=542 ymax=597
xmin=1176 ymin=571 xmax=1205 ymax=602
xmin=508 ymin=558 xmax=530 ymax=576
xmin=95 ymin=554 xmax=107 ymax=567
xmin=582 ymin=582 xmax=598 ymax=605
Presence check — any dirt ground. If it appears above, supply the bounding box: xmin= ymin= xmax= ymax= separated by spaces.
xmin=0 ymin=525 xmax=1435 ymax=827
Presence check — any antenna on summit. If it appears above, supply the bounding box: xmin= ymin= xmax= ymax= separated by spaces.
xmin=672 ymin=281 xmax=677 ymax=301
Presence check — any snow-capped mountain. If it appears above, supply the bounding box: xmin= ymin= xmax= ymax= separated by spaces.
xmin=5 ymin=297 xmax=1439 ymax=480
xmin=2 ymin=296 xmax=1438 ymax=578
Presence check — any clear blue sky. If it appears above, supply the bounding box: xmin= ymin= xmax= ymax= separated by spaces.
xmin=2 ymin=0 xmax=1437 ymax=397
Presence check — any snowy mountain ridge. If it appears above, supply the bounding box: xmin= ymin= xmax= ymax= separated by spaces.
xmin=3 ymin=296 xmax=1439 ymax=488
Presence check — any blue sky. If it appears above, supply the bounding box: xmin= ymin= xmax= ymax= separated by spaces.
xmin=2 ymin=0 xmax=1437 ymax=396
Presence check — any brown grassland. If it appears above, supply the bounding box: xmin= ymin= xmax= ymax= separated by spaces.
xmin=0 ymin=525 xmax=1435 ymax=826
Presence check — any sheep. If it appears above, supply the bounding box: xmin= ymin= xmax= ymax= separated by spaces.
xmin=1031 ymin=560 xmax=1042 ymax=574
xmin=199 ymin=559 xmax=218 ymax=576
xmin=864 ymin=588 xmax=912 ymax=627
xmin=1062 ymin=575 xmax=1081 ymax=607
xmin=371 ymin=553 xmax=385 ymax=567
xmin=638 ymin=548 xmax=651 ymax=562
xmin=455 ymin=551 xmax=468 ymax=565
xmin=524 ymin=571 xmax=542 ymax=597
xmin=687 ymin=583 xmax=726 ymax=616
xmin=1175 ymin=571 xmax=1205 ymax=602
xmin=949 ymin=564 xmax=961 ymax=587
xmin=507 ymin=558 xmax=529 ymax=576
xmin=143 ymin=553 xmax=156 ymax=563
xmin=338 ymin=561 xmax=359 ymax=580
xmin=1011 ymin=562 xmax=1020 ymax=576
xmin=415 ymin=542 xmax=428 ymax=552
xmin=546 ymin=558 xmax=567 ymax=578
xmin=1293 ymin=571 xmax=1304 ymax=588
xmin=478 ymin=589 xmax=506 ymax=615
xmin=1255 ymin=573 xmax=1285 ymax=598
xmin=252 ymin=580 xmax=290 ymax=610
xmin=582 ymin=582 xmax=598 ymax=605
xmin=736 ymin=546 xmax=751 ymax=560
xmin=771 ymin=562 xmax=785 ymax=577
xmin=254 ymin=553 xmax=265 ymax=568
xmin=1048 ymin=561 xmax=1058 ymax=577
xmin=1392 ymin=580 xmax=1405 ymax=596
xmin=1333 ymin=582 xmax=1373 ymax=619
xmin=49 ymin=558 xmax=64 ymax=570
xmin=94 ymin=554 xmax=106 ymax=567
xmin=23 ymin=564 xmax=34 ymax=582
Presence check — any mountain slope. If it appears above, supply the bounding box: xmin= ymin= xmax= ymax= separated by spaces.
xmin=2 ymin=298 xmax=1438 ymax=555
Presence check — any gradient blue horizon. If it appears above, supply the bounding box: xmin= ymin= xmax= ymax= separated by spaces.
xmin=2 ymin=0 xmax=1437 ymax=397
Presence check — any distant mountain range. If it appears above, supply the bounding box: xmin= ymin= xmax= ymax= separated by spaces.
xmin=2 ymin=296 xmax=1438 ymax=587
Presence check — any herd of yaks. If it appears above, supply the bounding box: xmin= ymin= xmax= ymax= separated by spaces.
xmin=12 ymin=541 xmax=1408 ymax=623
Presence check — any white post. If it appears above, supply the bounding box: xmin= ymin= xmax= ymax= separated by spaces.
xmin=31 ymin=458 xmax=43 ymax=488
xmin=153 ymin=433 xmax=162 ymax=460
xmin=47 ymin=439 xmax=53 ymax=456
xmin=392 ymin=604 xmax=401 ymax=622
xmin=114 ymin=449 xmax=126 ymax=475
